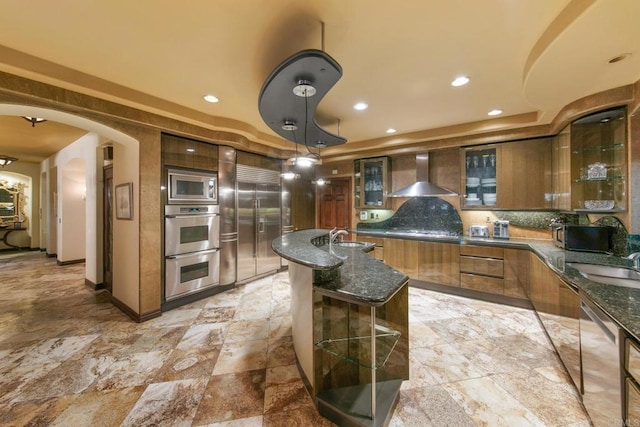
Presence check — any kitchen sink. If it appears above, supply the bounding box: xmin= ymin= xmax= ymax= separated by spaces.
xmin=566 ymin=262 xmax=640 ymax=289
xmin=334 ymin=241 xmax=368 ymax=248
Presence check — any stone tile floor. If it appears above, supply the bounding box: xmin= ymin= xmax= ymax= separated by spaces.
xmin=0 ymin=251 xmax=590 ymax=426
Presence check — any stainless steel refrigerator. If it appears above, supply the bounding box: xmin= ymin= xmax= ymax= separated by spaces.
xmin=236 ymin=165 xmax=281 ymax=282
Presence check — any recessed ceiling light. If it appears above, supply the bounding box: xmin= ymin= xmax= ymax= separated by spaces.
xmin=488 ymin=109 xmax=503 ymax=116
xmin=451 ymin=76 xmax=470 ymax=87
xmin=353 ymin=102 xmax=368 ymax=111
xmin=186 ymin=148 xmax=196 ymax=153
xmin=386 ymin=128 xmax=397 ymax=134
xmin=203 ymin=94 xmax=219 ymax=103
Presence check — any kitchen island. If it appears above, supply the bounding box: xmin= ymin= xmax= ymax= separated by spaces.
xmin=272 ymin=229 xmax=409 ymax=427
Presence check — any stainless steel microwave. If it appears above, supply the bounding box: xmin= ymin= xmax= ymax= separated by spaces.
xmin=167 ymin=168 xmax=218 ymax=205
xmin=552 ymin=224 xmax=613 ymax=253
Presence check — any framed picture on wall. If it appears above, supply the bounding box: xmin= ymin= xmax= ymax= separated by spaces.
xmin=115 ymin=182 xmax=133 ymax=220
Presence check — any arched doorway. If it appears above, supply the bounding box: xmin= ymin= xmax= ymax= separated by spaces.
xmin=0 ymin=104 xmax=143 ymax=316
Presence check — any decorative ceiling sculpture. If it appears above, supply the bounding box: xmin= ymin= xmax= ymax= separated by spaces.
xmin=258 ymin=49 xmax=346 ymax=148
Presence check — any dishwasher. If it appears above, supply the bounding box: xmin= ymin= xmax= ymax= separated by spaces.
xmin=580 ymin=297 xmax=623 ymax=426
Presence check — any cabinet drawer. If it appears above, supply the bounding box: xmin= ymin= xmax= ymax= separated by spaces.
xmin=460 ymin=256 xmax=504 ymax=278
xmin=460 ymin=273 xmax=504 ymax=295
xmin=627 ymin=377 xmax=640 ymax=424
xmin=460 ymin=245 xmax=504 ymax=259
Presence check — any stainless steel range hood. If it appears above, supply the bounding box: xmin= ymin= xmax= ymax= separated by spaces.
xmin=388 ymin=153 xmax=458 ymax=197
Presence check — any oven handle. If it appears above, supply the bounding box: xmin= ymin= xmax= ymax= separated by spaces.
xmin=165 ymin=213 xmax=220 ymax=219
xmin=166 ymin=248 xmax=219 ymax=259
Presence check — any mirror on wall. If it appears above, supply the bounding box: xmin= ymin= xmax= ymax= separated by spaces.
xmin=0 ymin=181 xmax=27 ymax=225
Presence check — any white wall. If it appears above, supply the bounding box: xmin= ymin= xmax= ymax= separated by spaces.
xmin=60 ymin=157 xmax=86 ymax=262
xmin=46 ymin=133 xmax=99 ymax=283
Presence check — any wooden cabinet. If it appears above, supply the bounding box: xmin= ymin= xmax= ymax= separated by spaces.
xmin=383 ymin=238 xmax=460 ymax=286
xmin=384 ymin=238 xmax=419 ymax=278
xmin=498 ymin=138 xmax=552 ymax=209
xmin=570 ymin=107 xmax=627 ymax=212
xmin=503 ymin=248 xmax=529 ymax=299
xmin=162 ymin=133 xmax=218 ymax=171
xmin=461 ymin=138 xmax=552 ymax=210
xmin=459 ymin=244 xmax=505 ymax=295
xmin=356 ymin=235 xmax=384 ymax=260
xmin=528 ymin=253 xmax=581 ymax=391
xmin=354 ymin=157 xmax=390 ymax=209
xmin=625 ymin=335 xmax=640 ymax=424
xmin=418 ymin=241 xmax=460 ymax=286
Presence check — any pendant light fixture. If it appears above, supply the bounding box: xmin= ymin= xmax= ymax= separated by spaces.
xmin=0 ymin=155 xmax=18 ymax=167
xmin=258 ymin=22 xmax=346 ymax=148
xmin=22 ymin=116 xmax=47 ymax=127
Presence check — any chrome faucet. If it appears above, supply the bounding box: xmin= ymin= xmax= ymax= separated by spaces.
xmin=628 ymin=252 xmax=640 ymax=269
xmin=328 ymin=227 xmax=348 ymax=245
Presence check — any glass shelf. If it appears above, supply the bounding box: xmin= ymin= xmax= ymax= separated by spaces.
xmin=573 ymin=175 xmax=625 ymax=183
xmin=315 ymin=324 xmax=401 ymax=370
xmin=572 ymin=142 xmax=625 ymax=154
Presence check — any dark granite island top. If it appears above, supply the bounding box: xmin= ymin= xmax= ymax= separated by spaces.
xmin=272 ymin=229 xmax=409 ymax=306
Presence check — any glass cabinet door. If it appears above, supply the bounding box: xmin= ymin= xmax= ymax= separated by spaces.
xmin=570 ymin=107 xmax=627 ymax=212
xmin=462 ymin=147 xmax=497 ymax=208
xmin=355 ymin=157 xmax=390 ymax=208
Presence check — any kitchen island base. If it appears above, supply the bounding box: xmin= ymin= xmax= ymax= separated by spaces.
xmin=317 ymin=379 xmax=403 ymax=427
xmin=312 ymin=286 xmax=409 ymax=427
xmin=274 ymin=230 xmax=409 ymax=427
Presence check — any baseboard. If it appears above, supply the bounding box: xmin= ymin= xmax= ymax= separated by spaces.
xmin=46 ymin=252 xmax=56 ymax=258
xmin=409 ymin=279 xmax=533 ymax=310
xmin=161 ymin=283 xmax=235 ymax=312
xmin=84 ymin=278 xmax=104 ymax=290
xmin=57 ymin=258 xmax=85 ymax=266
xmin=111 ymin=295 xmax=162 ymax=323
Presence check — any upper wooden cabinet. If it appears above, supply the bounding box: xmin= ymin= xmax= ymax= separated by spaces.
xmin=354 ymin=157 xmax=390 ymax=209
xmin=461 ymin=138 xmax=552 ymax=210
xmin=162 ymin=133 xmax=218 ymax=171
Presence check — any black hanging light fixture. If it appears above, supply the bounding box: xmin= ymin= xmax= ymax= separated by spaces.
xmin=258 ymin=20 xmax=346 ymax=149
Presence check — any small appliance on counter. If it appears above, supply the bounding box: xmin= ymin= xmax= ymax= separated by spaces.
xmin=493 ymin=220 xmax=509 ymax=239
xmin=468 ymin=225 xmax=489 ymax=238
xmin=551 ymin=224 xmax=613 ymax=253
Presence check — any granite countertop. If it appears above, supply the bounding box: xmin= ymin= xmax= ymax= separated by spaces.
xmin=356 ymin=228 xmax=544 ymax=249
xmin=272 ymin=229 xmax=409 ymax=306
xmin=530 ymin=243 xmax=640 ymax=343
xmin=357 ymin=228 xmax=640 ymax=342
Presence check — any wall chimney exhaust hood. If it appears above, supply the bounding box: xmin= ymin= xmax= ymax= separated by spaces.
xmin=388 ymin=153 xmax=457 ymax=197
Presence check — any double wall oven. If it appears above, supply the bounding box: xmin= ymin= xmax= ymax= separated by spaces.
xmin=164 ymin=168 xmax=220 ymax=302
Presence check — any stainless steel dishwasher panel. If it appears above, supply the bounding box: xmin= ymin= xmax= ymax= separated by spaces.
xmin=580 ymin=297 xmax=623 ymax=426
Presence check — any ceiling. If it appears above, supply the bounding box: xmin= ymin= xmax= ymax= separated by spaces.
xmin=0 ymin=0 xmax=639 ymax=162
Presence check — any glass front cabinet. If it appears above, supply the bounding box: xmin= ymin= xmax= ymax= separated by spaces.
xmin=461 ymin=146 xmax=497 ymax=208
xmin=354 ymin=157 xmax=391 ymax=209
xmin=570 ymin=107 xmax=627 ymax=212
